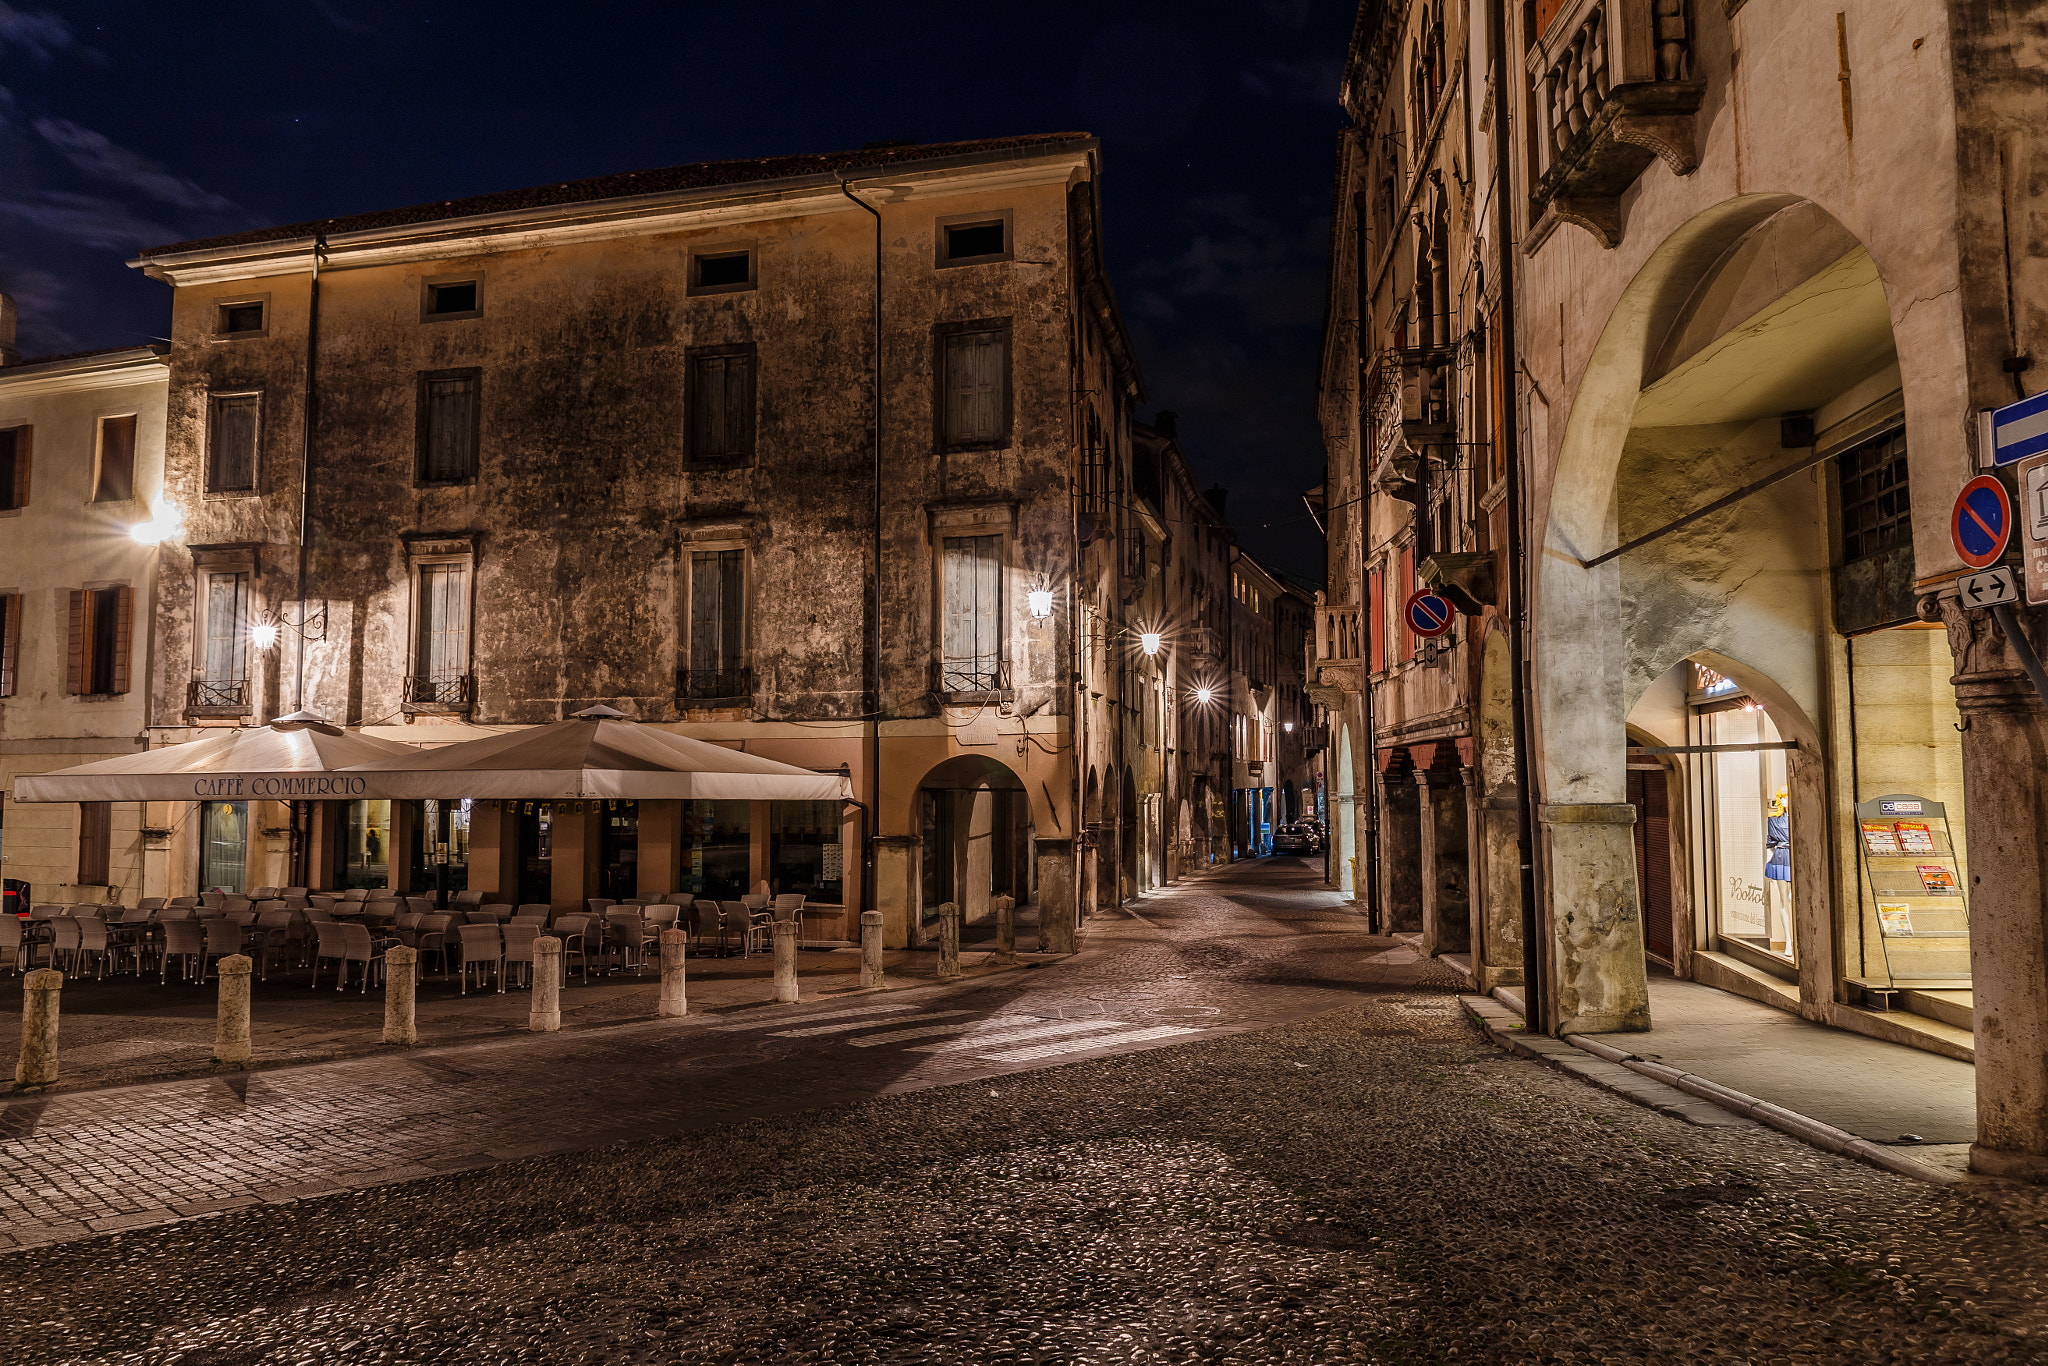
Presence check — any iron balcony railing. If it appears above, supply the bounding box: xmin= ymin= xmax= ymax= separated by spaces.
xmin=937 ymin=659 xmax=1007 ymax=696
xmin=677 ymin=666 xmax=751 ymax=702
xmin=404 ymin=673 xmax=472 ymax=708
xmin=188 ymin=679 xmax=249 ymax=709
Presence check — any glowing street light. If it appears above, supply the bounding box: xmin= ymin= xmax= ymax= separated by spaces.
xmin=128 ymin=502 xmax=184 ymax=546
xmin=1027 ymin=589 xmax=1054 ymax=619
xmin=1283 ymin=721 xmax=1294 ymax=733
xmin=1139 ymin=631 xmax=1161 ymax=656
xmin=1194 ymin=685 xmax=1214 ymax=705
xmin=250 ymin=622 xmax=281 ymax=650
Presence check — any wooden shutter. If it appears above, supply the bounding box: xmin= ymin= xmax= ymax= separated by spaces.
xmin=66 ymin=589 xmax=86 ymax=694
xmin=204 ymin=572 xmax=249 ymax=683
xmin=416 ymin=564 xmax=470 ymax=681
xmin=421 ymin=375 xmax=477 ymax=481
xmin=112 ymin=585 xmax=133 ymax=694
xmin=941 ymin=535 xmax=1000 ymax=686
xmin=1398 ymin=545 xmax=1415 ymax=659
xmin=944 ymin=331 xmax=1005 ymax=445
xmin=77 ymin=801 xmax=112 ymax=886
xmin=96 ymin=415 xmax=137 ymax=502
xmin=209 ymin=395 xmax=258 ymax=491
xmin=0 ymin=593 xmax=16 ymax=696
xmin=689 ymin=550 xmax=744 ymax=675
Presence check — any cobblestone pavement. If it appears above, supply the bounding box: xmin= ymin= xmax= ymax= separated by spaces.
xmin=7 ymin=858 xmax=2048 ymax=1364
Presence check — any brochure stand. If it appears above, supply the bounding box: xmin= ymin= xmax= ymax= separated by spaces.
xmin=1854 ymin=793 xmax=1971 ymax=993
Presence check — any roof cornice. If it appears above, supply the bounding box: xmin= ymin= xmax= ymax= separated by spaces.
xmin=0 ymin=346 xmax=169 ymax=397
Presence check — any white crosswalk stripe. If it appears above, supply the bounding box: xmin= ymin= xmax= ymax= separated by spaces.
xmin=772 ymin=1010 xmax=968 ymax=1038
xmin=710 ymin=1001 xmax=923 ymax=1033
xmin=844 ymin=1014 xmax=1043 ymax=1048
xmin=904 ymin=1018 xmax=1128 ymax=1054
xmin=976 ymin=1024 xmax=1202 ymax=1062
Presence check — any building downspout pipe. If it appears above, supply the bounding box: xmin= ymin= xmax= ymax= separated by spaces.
xmin=839 ymin=180 xmax=884 ymax=927
xmin=1353 ymin=184 xmax=1384 ymax=932
xmin=295 ymin=234 xmax=325 ymax=715
xmin=1490 ymin=0 xmax=1546 ymax=1025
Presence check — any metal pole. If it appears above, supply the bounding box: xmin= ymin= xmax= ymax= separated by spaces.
xmin=838 ymin=179 xmax=884 ymax=936
xmin=1990 ymin=603 xmax=2048 ymax=707
xmin=1491 ymin=0 xmax=1545 ymax=1026
xmin=1354 ymin=181 xmax=1384 ymax=931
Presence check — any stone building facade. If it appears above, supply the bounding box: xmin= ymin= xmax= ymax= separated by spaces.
xmin=125 ymin=134 xmax=1148 ymax=948
xmin=0 ymin=340 xmax=169 ymax=908
xmin=1320 ymin=0 xmax=2048 ymax=1177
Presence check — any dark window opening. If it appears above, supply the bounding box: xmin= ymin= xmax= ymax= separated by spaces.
xmin=427 ymin=281 xmax=478 ymax=315
xmin=945 ymin=221 xmax=1006 ymax=260
xmin=88 ymin=590 xmax=120 ymax=694
xmin=218 ymin=302 xmax=264 ymax=335
xmin=77 ymin=801 xmax=111 ymax=887
xmin=695 ymin=252 xmax=751 ymax=289
xmin=1837 ymin=427 xmax=1911 ymax=564
xmin=685 ymin=548 xmax=746 ymax=698
xmin=418 ymin=371 xmax=480 ymax=482
xmin=207 ymin=394 xmax=259 ymax=492
xmin=0 ymin=426 xmax=24 ymax=511
xmin=94 ymin=415 xmax=136 ymax=502
xmin=688 ymin=348 xmax=754 ymax=461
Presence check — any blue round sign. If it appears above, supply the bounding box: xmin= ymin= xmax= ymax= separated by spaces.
xmin=1952 ymin=475 xmax=2012 ymax=570
xmin=1404 ymin=589 xmax=1456 ymax=639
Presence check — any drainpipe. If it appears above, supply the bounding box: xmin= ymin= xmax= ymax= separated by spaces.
xmin=295 ymin=233 xmax=325 ymax=716
xmin=1354 ymin=179 xmax=1385 ymax=932
xmin=838 ymin=180 xmax=884 ymax=927
xmin=1490 ymin=0 xmax=1545 ymax=1026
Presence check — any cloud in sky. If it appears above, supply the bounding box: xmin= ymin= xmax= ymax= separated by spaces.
xmin=0 ymin=189 xmax=184 ymax=251
xmin=0 ymin=2 xmax=77 ymax=61
xmin=33 ymin=117 xmax=237 ymax=213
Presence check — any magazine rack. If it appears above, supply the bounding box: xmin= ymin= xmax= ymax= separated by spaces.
xmin=1855 ymin=793 xmax=1971 ymax=989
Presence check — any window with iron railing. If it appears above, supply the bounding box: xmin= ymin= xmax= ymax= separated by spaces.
xmin=940 ymin=534 xmax=1003 ymax=693
xmin=683 ymin=546 xmax=748 ymax=701
xmin=407 ymin=562 xmax=471 ymax=708
xmin=194 ymin=570 xmax=250 ymax=709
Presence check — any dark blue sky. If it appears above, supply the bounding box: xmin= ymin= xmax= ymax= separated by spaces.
xmin=0 ymin=0 xmax=1347 ymax=579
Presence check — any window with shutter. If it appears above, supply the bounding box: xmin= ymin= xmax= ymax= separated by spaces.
xmin=0 ymin=425 xmax=30 ymax=510
xmin=1368 ymin=568 xmax=1385 ymax=672
xmin=111 ymin=586 xmax=132 ymax=695
xmin=410 ymin=563 xmax=471 ymax=706
xmin=418 ymin=371 xmax=480 ymax=482
xmin=941 ymin=535 xmax=1002 ymax=692
xmin=196 ymin=572 xmax=250 ymax=707
xmin=94 ymin=415 xmax=137 ymax=502
xmin=207 ymin=394 xmax=260 ymax=492
xmin=687 ymin=348 xmax=754 ymax=462
xmin=941 ymin=327 xmax=1008 ymax=448
xmin=0 ymin=593 xmax=17 ymax=696
xmin=77 ymin=801 xmax=112 ymax=886
xmin=684 ymin=549 xmax=747 ymax=698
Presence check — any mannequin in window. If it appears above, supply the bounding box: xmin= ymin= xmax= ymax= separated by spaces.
xmin=1764 ymin=787 xmax=1791 ymax=955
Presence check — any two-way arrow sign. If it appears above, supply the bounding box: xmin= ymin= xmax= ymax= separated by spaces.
xmin=1961 ymin=566 xmax=2019 ymax=609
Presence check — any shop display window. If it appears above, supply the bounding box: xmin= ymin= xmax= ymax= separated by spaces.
xmin=407 ymin=798 xmax=470 ymax=894
xmin=681 ymin=799 xmax=750 ymax=901
xmin=200 ymin=800 xmax=247 ymax=893
xmin=600 ymin=801 xmax=638 ymax=901
xmin=1685 ymin=680 xmax=1795 ymax=965
xmin=771 ymin=800 xmax=843 ymax=904
xmin=345 ymin=799 xmax=392 ymax=890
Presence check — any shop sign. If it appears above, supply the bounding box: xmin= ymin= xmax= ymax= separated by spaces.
xmin=1951 ymin=474 xmax=2012 ymax=570
xmin=2020 ymin=451 xmax=2048 ymax=607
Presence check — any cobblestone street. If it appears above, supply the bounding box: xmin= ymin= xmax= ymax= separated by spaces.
xmin=5 ymin=858 xmax=2047 ymax=1364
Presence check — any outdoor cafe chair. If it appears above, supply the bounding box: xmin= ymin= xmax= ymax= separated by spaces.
xmin=337 ymin=922 xmax=389 ymax=992
xmin=138 ymin=897 xmax=165 ymax=912
xmin=605 ymin=915 xmax=649 ymax=975
xmin=464 ymin=910 xmax=501 ymax=925
xmin=78 ymin=917 xmax=124 ymax=978
xmin=477 ymin=904 xmax=513 ymax=920
xmin=403 ymin=896 xmax=435 ymax=915
xmin=119 ymin=904 xmax=154 ymax=924
xmin=552 ymin=915 xmax=594 ymax=982
xmin=501 ymin=923 xmax=540 ymax=990
xmin=393 ymin=911 xmax=423 ymax=944
xmin=720 ymin=902 xmax=762 ymax=958
xmin=45 ymin=918 xmax=82 ymax=974
xmin=283 ymin=887 xmax=309 ymax=900
xmin=309 ymin=894 xmax=338 ymax=911
xmin=690 ymin=901 xmax=721 ymax=952
xmin=304 ymin=904 xmax=336 ymax=924
xmin=585 ymin=898 xmax=615 ymax=917
xmin=415 ymin=914 xmax=456 ymax=975
xmin=450 ymin=889 xmax=484 ymax=907
xmin=741 ymin=893 xmax=768 ymax=912
xmin=642 ymin=905 xmax=679 ymax=934
xmin=516 ymin=903 xmax=553 ymax=924
xmin=199 ymin=920 xmax=244 ymax=980
xmin=161 ymin=920 xmax=205 ymax=983
xmin=456 ymin=924 xmax=502 ymax=995
xmin=158 ymin=905 xmax=195 ymax=922
xmin=255 ymin=911 xmax=295 ymax=979
xmin=0 ymin=916 xmax=26 ymax=974
xmin=250 ymin=887 xmax=279 ymax=900
xmin=221 ymin=896 xmax=252 ymax=916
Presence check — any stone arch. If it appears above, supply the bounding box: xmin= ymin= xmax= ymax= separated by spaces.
xmin=913 ymin=754 xmax=1029 ymax=943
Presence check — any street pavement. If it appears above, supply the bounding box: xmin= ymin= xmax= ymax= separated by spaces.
xmin=4 ymin=856 xmax=2047 ymax=1364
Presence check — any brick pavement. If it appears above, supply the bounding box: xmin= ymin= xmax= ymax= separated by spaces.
xmin=1 ymin=857 xmax=1450 ymax=1248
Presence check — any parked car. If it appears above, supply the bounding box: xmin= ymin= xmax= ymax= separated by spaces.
xmin=1271 ymin=824 xmax=1316 ymax=855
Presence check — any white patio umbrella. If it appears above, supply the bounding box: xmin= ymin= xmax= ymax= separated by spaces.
xmin=9 ymin=712 xmax=418 ymax=803
xmin=337 ymin=706 xmax=852 ymax=802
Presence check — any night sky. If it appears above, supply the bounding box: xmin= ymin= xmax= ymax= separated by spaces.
xmin=0 ymin=1 xmax=1348 ymax=580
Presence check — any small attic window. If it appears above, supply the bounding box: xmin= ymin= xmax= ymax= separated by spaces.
xmin=217 ymin=301 xmax=265 ymax=337
xmin=427 ymin=281 xmax=477 ymax=315
xmin=945 ymin=221 xmax=1006 ymax=261
xmin=690 ymin=249 xmax=755 ymax=295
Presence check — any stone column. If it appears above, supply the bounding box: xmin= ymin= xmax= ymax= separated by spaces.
xmin=1420 ymin=767 xmax=1471 ymax=958
xmin=637 ymin=801 xmax=684 ymax=902
xmin=963 ymin=788 xmax=994 ymax=920
xmin=860 ymin=909 xmax=885 ymax=988
xmin=936 ymin=901 xmax=961 ymax=979
xmin=772 ymin=919 xmax=799 ymax=1003
xmin=530 ymin=937 xmax=562 ymax=1032
xmin=1463 ymin=766 xmax=1487 ymax=974
xmin=658 ymin=928 xmax=688 ymax=1018
xmin=549 ymin=807 xmax=602 ymax=914
xmin=15 ymin=969 xmax=61 ymax=1088
xmin=1380 ymin=768 xmax=1424 ymax=934
xmin=383 ymin=945 xmax=418 ymax=1046
xmin=214 ymin=954 xmax=253 ymax=1067
xmin=1937 ymin=598 xmax=2048 ymax=1179
xmin=1477 ymin=793 xmax=1525 ymax=991
xmin=1034 ymin=837 xmax=1075 ymax=954
xmin=873 ymin=834 xmax=918 ymax=949
xmin=1540 ymin=802 xmax=1649 ymax=1034
xmin=1416 ymin=768 xmax=1442 ymax=952
xmin=994 ymin=894 xmax=1017 ymax=964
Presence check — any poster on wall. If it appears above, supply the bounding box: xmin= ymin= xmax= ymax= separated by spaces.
xmin=820 ymin=843 xmax=843 ymax=881
xmin=1877 ymin=903 xmax=1916 ymax=936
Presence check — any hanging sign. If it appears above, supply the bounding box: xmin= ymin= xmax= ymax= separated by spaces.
xmin=1404 ymin=589 xmax=1457 ymax=639
xmin=1951 ymin=474 xmax=2012 ymax=570
xmin=2020 ymin=451 xmax=2048 ymax=606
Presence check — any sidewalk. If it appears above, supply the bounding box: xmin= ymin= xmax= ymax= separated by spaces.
xmin=1478 ymin=973 xmax=1977 ymax=1179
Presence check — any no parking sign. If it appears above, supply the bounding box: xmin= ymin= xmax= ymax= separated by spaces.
xmin=1404 ymin=589 xmax=1457 ymax=639
xmin=1952 ymin=474 xmax=2012 ymax=570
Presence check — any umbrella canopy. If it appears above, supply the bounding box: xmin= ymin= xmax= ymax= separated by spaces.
xmin=339 ymin=707 xmax=852 ymax=802
xmin=10 ymin=713 xmax=418 ymax=803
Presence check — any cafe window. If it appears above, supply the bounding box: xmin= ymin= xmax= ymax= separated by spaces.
xmin=200 ymin=800 xmax=248 ymax=894
xmin=345 ymin=799 xmax=392 ymax=890
xmin=600 ymin=801 xmax=638 ymax=901
xmin=681 ymin=799 xmax=751 ymax=901
xmin=408 ymin=798 xmax=471 ymax=894
xmin=771 ymin=800 xmax=844 ymax=904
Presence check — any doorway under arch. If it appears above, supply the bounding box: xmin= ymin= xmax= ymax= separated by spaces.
xmin=915 ymin=754 xmax=1031 ymax=943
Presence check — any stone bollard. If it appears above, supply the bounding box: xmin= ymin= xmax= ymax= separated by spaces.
xmin=772 ymin=918 xmax=799 ymax=1003
xmin=531 ymin=936 xmax=562 ymax=1032
xmin=994 ymin=894 xmax=1018 ymax=965
xmin=859 ymin=909 xmax=885 ymax=989
xmin=14 ymin=969 xmax=62 ymax=1089
xmin=214 ymin=954 xmax=254 ymax=1067
xmin=658 ymin=928 xmax=689 ymax=1018
xmin=383 ymin=945 xmax=419 ymax=1047
xmin=937 ymin=901 xmax=962 ymax=980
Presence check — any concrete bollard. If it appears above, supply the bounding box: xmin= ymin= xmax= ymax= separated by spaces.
xmin=531 ymin=936 xmax=562 ymax=1032
xmin=383 ymin=945 xmax=419 ymax=1047
xmin=772 ymin=918 xmax=799 ymax=1003
xmin=859 ymin=909 xmax=885 ymax=989
xmin=213 ymin=954 xmax=253 ymax=1067
xmin=937 ymin=901 xmax=961 ymax=980
xmin=994 ymin=894 xmax=1017 ymax=965
xmin=15 ymin=968 xmax=62 ymax=1089
xmin=658 ymin=928 xmax=689 ymax=1018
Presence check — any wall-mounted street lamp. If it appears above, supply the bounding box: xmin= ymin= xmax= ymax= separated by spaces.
xmin=250 ymin=623 xmax=281 ymax=650
xmin=1028 ymin=589 xmax=1054 ymax=619
xmin=1194 ymin=685 xmax=1215 ymax=705
xmin=248 ymin=605 xmax=326 ymax=651
xmin=1140 ymin=631 xmax=1162 ymax=657
xmin=128 ymin=502 xmax=184 ymax=546
xmin=1283 ymin=721 xmax=1294 ymax=733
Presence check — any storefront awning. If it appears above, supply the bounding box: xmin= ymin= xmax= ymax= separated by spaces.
xmin=338 ymin=707 xmax=853 ymax=802
xmin=9 ymin=713 xmax=418 ymax=803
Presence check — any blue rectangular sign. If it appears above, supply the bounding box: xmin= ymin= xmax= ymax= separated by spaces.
xmin=1991 ymin=390 xmax=2048 ymax=466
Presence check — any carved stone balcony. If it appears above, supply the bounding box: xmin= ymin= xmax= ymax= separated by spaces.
xmin=1526 ymin=0 xmax=1705 ymax=250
